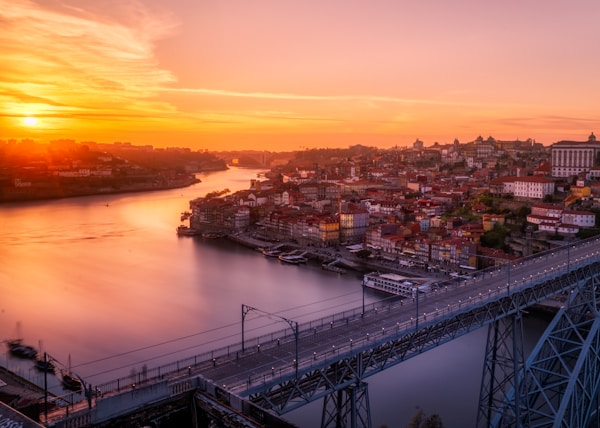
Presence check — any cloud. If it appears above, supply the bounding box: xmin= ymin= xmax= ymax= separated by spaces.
xmin=0 ymin=0 xmax=178 ymax=116
xmin=161 ymin=87 xmax=471 ymax=107
xmin=486 ymin=115 xmax=599 ymax=130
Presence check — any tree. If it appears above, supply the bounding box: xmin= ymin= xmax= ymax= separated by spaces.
xmin=406 ymin=408 xmax=444 ymax=428
xmin=423 ymin=414 xmax=444 ymax=428
xmin=407 ymin=409 xmax=424 ymax=428
xmin=480 ymin=224 xmax=509 ymax=250
xmin=356 ymin=249 xmax=372 ymax=259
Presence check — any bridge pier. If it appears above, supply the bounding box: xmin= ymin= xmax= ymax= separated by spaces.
xmin=321 ymin=382 xmax=371 ymax=428
xmin=478 ymin=261 xmax=600 ymax=427
xmin=477 ymin=313 xmax=525 ymax=427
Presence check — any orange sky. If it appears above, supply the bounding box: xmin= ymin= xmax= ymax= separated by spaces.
xmin=1 ymin=0 xmax=599 ymax=151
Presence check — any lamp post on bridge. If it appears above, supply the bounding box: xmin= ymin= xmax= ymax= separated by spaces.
xmin=241 ymin=304 xmax=299 ymax=377
xmin=477 ymin=253 xmax=512 ymax=296
xmin=361 ymin=276 xmax=366 ymax=316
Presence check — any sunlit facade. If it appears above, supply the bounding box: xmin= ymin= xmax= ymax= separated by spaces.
xmin=551 ymin=133 xmax=600 ymax=178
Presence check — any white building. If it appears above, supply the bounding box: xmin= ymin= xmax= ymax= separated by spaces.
xmin=561 ymin=210 xmax=596 ymax=227
xmin=492 ymin=176 xmax=555 ymax=199
xmin=528 ymin=206 xmax=595 ymax=235
xmin=551 ymin=133 xmax=600 ymax=178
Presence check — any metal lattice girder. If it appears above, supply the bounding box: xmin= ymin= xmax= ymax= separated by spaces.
xmin=477 ymin=314 xmax=526 ymax=428
xmin=321 ymin=382 xmax=371 ymax=428
xmin=247 ymin=262 xmax=600 ymax=417
xmin=487 ymin=264 xmax=600 ymax=428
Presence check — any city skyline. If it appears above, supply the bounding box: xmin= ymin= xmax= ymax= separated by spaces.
xmin=1 ymin=0 xmax=599 ymax=151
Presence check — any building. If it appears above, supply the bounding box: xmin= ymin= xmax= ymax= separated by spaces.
xmin=339 ymin=206 xmax=369 ymax=244
xmin=527 ymin=204 xmax=595 ymax=235
xmin=550 ymin=133 xmax=600 ymax=178
xmin=490 ymin=176 xmax=555 ymax=199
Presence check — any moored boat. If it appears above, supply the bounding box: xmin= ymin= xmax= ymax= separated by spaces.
xmin=7 ymin=340 xmax=38 ymax=359
xmin=62 ymin=354 xmax=82 ymax=391
xmin=202 ymin=231 xmax=225 ymax=239
xmin=363 ymin=272 xmax=431 ymax=297
xmin=61 ymin=372 xmax=82 ymax=391
xmin=262 ymin=248 xmax=282 ymax=257
xmin=278 ymin=254 xmax=308 ymax=264
xmin=35 ymin=357 xmax=56 ymax=373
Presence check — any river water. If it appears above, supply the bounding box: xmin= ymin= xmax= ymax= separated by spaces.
xmin=0 ymin=166 xmax=549 ymax=427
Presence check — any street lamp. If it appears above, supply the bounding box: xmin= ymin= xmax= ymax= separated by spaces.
xmin=477 ymin=253 xmax=511 ymax=296
xmin=241 ymin=304 xmax=299 ymax=376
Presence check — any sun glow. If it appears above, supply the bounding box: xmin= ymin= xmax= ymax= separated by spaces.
xmin=23 ymin=116 xmax=38 ymax=126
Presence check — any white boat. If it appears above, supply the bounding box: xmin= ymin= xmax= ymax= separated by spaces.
xmin=279 ymin=255 xmax=307 ymax=264
xmin=278 ymin=254 xmax=308 ymax=264
xmin=262 ymin=249 xmax=282 ymax=257
xmin=363 ymin=272 xmax=430 ymax=297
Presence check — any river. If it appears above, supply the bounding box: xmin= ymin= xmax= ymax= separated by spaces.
xmin=0 ymin=166 xmax=549 ymax=427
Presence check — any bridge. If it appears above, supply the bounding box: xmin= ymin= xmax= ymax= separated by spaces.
xmin=43 ymin=237 xmax=600 ymax=428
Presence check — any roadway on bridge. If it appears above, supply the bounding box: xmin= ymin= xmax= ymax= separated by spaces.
xmin=194 ymin=239 xmax=599 ymax=395
xmin=44 ymin=238 xmax=600 ymax=424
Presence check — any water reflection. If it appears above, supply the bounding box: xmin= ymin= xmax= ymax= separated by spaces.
xmin=0 ymin=166 xmax=549 ymax=427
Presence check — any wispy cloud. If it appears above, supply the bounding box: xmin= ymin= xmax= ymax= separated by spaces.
xmin=0 ymin=0 xmax=178 ymax=118
xmin=483 ymin=115 xmax=599 ymax=130
xmin=162 ymin=87 xmax=467 ymax=107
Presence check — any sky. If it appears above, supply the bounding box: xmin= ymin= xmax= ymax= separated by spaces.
xmin=1 ymin=0 xmax=599 ymax=152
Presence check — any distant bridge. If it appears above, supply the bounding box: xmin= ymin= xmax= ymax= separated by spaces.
xmin=46 ymin=237 xmax=600 ymax=428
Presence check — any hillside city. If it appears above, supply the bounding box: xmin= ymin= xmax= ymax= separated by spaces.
xmin=3 ymin=133 xmax=600 ymax=276
xmin=185 ymin=133 xmax=600 ymax=275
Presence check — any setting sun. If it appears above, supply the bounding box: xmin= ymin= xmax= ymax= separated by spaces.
xmin=1 ymin=1 xmax=599 ymax=150
xmin=23 ymin=116 xmax=38 ymax=126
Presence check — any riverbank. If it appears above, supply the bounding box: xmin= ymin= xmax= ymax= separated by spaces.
xmin=0 ymin=365 xmax=49 ymax=423
xmin=225 ymin=232 xmax=565 ymax=314
xmin=0 ymin=175 xmax=200 ymax=203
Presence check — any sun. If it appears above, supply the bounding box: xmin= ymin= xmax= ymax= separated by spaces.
xmin=23 ymin=116 xmax=38 ymax=126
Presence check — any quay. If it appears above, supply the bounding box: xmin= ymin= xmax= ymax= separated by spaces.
xmin=0 ymin=364 xmax=296 ymax=428
xmin=227 ymin=232 xmax=563 ymax=313
xmin=5 ymin=236 xmax=599 ymax=427
xmin=0 ymin=365 xmax=47 ymax=427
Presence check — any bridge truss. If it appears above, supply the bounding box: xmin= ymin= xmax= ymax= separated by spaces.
xmin=45 ymin=240 xmax=600 ymax=428
xmin=478 ymin=261 xmax=600 ymax=427
xmin=249 ymin=261 xmax=600 ymax=427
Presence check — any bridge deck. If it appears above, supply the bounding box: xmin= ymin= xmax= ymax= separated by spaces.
xmin=46 ymin=237 xmax=600 ymax=424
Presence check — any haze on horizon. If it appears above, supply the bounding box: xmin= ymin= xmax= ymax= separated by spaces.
xmin=1 ymin=0 xmax=599 ymax=152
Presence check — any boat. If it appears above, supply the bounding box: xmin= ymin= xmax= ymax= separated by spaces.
xmin=35 ymin=357 xmax=56 ymax=373
xmin=202 ymin=231 xmax=225 ymax=239
xmin=7 ymin=340 xmax=38 ymax=359
xmin=277 ymin=251 xmax=308 ymax=265
xmin=279 ymin=256 xmax=307 ymax=264
xmin=262 ymin=248 xmax=283 ymax=257
xmin=176 ymin=225 xmax=200 ymax=236
xmin=322 ymin=261 xmax=347 ymax=274
xmin=363 ymin=272 xmax=431 ymax=297
xmin=62 ymin=354 xmax=82 ymax=391
xmin=61 ymin=372 xmax=82 ymax=391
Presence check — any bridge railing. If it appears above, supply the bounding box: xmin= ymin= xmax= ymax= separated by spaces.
xmin=46 ymin=236 xmax=600 ymax=425
xmin=93 ymin=237 xmax=600 ymax=397
xmin=91 ymin=297 xmax=403 ymax=395
xmin=239 ymin=250 xmax=600 ymax=394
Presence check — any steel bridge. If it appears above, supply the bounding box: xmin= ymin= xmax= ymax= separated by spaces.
xmin=47 ymin=237 xmax=600 ymax=428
